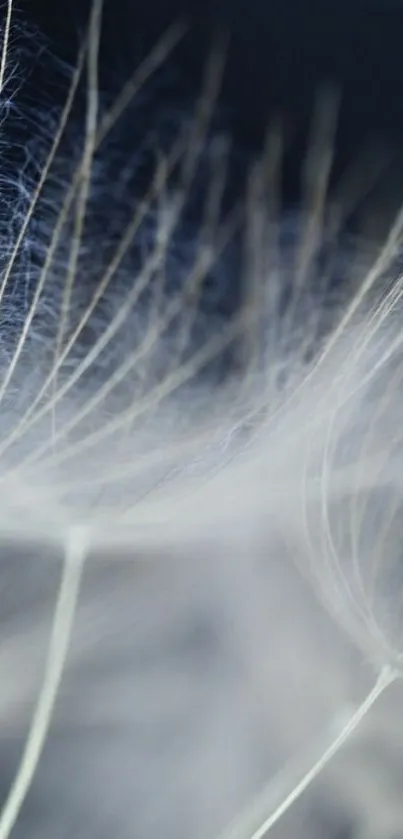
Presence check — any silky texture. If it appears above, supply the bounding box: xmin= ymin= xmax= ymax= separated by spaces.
xmin=0 ymin=3 xmax=402 ymax=839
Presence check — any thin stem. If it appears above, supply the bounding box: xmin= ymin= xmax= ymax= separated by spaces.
xmin=220 ymin=665 xmax=394 ymax=839
xmin=0 ymin=0 xmax=13 ymax=96
xmin=0 ymin=527 xmax=87 ymax=839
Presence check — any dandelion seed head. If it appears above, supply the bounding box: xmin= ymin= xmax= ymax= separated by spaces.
xmin=0 ymin=2 xmax=403 ymax=839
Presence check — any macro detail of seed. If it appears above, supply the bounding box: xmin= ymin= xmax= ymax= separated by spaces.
xmin=0 ymin=1 xmax=402 ymax=838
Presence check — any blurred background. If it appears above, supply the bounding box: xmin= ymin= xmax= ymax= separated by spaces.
xmin=19 ymin=0 xmax=403 ymax=238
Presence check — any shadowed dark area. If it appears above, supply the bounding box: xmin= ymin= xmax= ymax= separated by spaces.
xmin=18 ymin=0 xmax=403 ymax=228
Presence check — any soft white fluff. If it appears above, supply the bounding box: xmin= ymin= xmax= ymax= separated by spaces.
xmin=0 ymin=2 xmax=403 ymax=839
